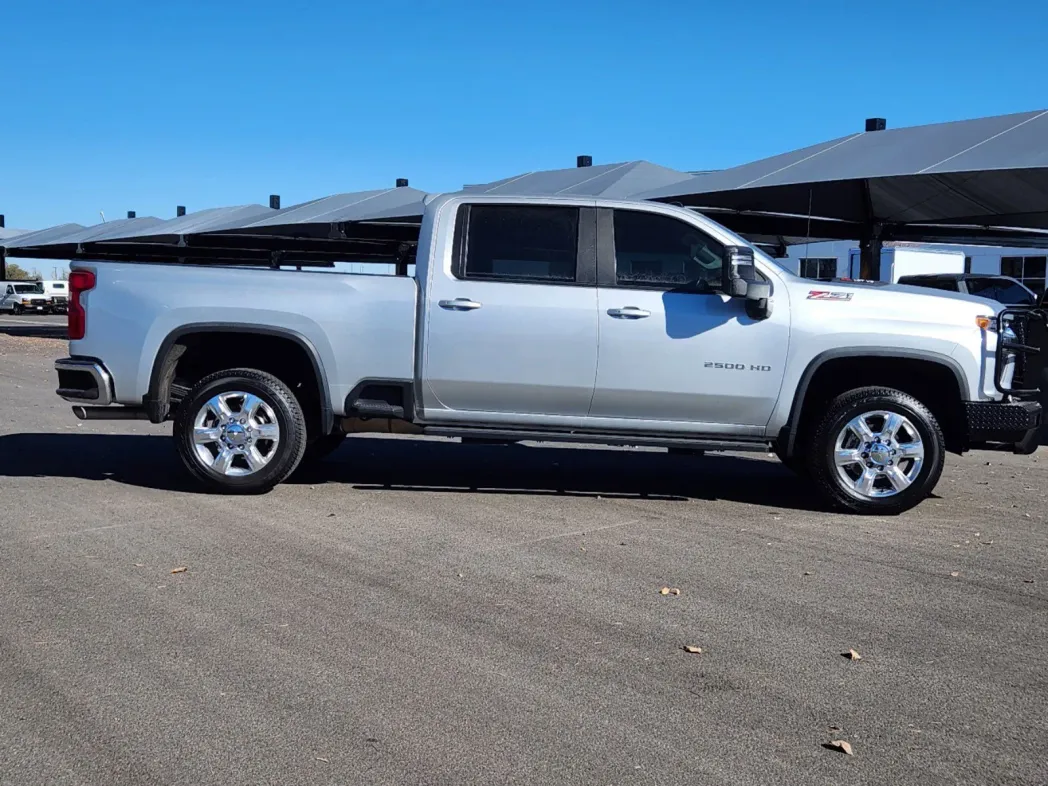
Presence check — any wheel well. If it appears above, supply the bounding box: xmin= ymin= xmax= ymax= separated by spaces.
xmin=788 ymin=356 xmax=968 ymax=455
xmin=150 ymin=330 xmax=330 ymax=438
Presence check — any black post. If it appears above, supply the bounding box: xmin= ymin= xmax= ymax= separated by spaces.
xmin=0 ymin=214 xmax=5 ymax=228
xmin=396 ymin=178 xmax=409 ymax=188
xmin=577 ymin=155 xmax=592 ymax=168
xmin=859 ymin=223 xmax=884 ymax=281
xmin=176 ymin=205 xmax=186 ymax=217
xmin=269 ymin=195 xmax=281 ymax=210
xmin=0 ymin=247 xmax=6 ymax=281
xmin=127 ymin=210 xmax=136 ymax=219
xmin=865 ymin=117 xmax=887 ymax=132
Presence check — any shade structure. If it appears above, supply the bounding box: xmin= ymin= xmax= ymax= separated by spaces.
xmin=638 ymin=110 xmax=1048 ymax=251
xmin=0 ymin=227 xmax=29 ymax=241
xmin=464 ymin=160 xmax=695 ymax=199
xmin=215 ymin=186 xmax=430 ymax=238
xmin=112 ymin=204 xmax=276 ymax=243
xmin=0 ymin=186 xmax=430 ymax=266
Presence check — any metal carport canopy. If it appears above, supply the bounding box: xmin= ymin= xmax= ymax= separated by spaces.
xmin=636 ymin=109 xmax=1048 ymax=256
xmin=463 ymin=160 xmax=695 ymax=198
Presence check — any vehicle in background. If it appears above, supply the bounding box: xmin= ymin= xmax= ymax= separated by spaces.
xmin=52 ymin=195 xmax=1043 ymax=515
xmin=40 ymin=280 xmax=69 ymax=313
xmin=847 ymin=246 xmax=966 ymax=283
xmin=0 ymin=281 xmax=49 ymax=314
xmin=897 ymin=274 xmax=1037 ymax=305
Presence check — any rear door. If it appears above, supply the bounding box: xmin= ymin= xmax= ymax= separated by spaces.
xmin=421 ymin=203 xmax=599 ymax=425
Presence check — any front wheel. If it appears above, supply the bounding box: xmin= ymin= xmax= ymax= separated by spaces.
xmin=808 ymin=387 xmax=945 ymax=515
xmin=12 ymin=305 xmax=23 ymax=315
xmin=174 ymin=368 xmax=308 ymax=494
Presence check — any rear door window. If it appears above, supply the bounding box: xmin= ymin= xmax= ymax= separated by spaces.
xmin=459 ymin=205 xmax=579 ymax=283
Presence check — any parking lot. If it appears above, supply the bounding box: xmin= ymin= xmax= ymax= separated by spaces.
xmin=1 ymin=330 xmax=1047 ymax=786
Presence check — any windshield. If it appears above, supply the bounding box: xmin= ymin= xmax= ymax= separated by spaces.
xmin=14 ymin=283 xmax=43 ymax=294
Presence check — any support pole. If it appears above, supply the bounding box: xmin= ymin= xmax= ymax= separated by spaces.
xmin=858 ymin=224 xmax=883 ymax=281
xmin=0 ymin=247 xmax=6 ymax=281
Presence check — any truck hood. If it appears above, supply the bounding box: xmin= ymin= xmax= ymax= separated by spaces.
xmin=785 ymin=278 xmax=1001 ymax=326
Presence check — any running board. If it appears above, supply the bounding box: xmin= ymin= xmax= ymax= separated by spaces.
xmin=422 ymin=426 xmax=771 ymax=453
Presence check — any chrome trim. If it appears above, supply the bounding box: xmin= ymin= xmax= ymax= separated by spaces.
xmin=54 ymin=358 xmax=114 ymax=406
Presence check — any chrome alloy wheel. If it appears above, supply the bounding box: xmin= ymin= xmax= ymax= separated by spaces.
xmin=192 ymin=391 xmax=281 ymax=476
xmin=833 ymin=410 xmax=925 ymax=499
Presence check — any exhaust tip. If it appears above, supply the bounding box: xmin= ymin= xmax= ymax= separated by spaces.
xmin=72 ymin=405 xmax=87 ymax=420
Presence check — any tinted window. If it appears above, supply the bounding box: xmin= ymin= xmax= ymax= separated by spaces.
xmin=53 ymin=283 xmax=66 ymax=290
xmin=15 ymin=284 xmax=42 ymax=294
xmin=462 ymin=205 xmax=578 ymax=283
xmin=967 ymin=278 xmax=1034 ymax=305
xmin=800 ymin=258 xmax=837 ymax=281
xmin=613 ymin=210 xmax=724 ymax=291
xmin=5 ymin=286 xmax=12 ymax=294
xmin=899 ymin=277 xmax=957 ymax=292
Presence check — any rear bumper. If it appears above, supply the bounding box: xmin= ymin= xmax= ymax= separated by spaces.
xmin=966 ymin=400 xmax=1042 ymax=454
xmin=55 ymin=357 xmax=113 ymax=406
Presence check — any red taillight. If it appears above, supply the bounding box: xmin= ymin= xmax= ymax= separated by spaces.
xmin=68 ymin=270 xmax=95 ymax=340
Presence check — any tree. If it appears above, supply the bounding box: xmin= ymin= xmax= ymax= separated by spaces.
xmin=3 ymin=262 xmax=36 ymax=280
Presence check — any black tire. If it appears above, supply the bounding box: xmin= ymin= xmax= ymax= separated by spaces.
xmin=174 ymin=368 xmax=308 ymax=494
xmin=12 ymin=305 xmax=22 ymax=316
xmin=302 ymin=432 xmax=346 ymax=463
xmin=808 ymin=387 xmax=945 ymax=515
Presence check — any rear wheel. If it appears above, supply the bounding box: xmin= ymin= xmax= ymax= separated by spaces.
xmin=808 ymin=387 xmax=944 ymax=515
xmin=174 ymin=368 xmax=307 ymax=494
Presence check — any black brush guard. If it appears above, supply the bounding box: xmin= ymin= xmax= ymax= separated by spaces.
xmin=994 ymin=307 xmax=1047 ymax=397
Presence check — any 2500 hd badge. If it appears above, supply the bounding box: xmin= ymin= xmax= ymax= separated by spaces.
xmin=704 ymin=362 xmax=773 ymax=371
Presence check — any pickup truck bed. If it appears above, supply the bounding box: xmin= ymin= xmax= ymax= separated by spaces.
xmin=72 ymin=263 xmax=418 ymax=415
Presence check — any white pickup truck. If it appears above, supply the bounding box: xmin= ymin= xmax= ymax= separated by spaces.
xmin=54 ymin=194 xmax=1043 ymax=514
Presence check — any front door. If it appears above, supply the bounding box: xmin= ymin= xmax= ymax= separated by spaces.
xmin=422 ymin=203 xmax=599 ymax=426
xmin=589 ymin=207 xmax=790 ymax=435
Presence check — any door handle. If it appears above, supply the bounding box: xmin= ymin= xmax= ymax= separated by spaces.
xmin=607 ymin=306 xmax=651 ymax=319
xmin=438 ymin=298 xmax=483 ymax=311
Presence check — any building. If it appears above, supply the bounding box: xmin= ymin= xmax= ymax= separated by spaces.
xmin=783 ymin=240 xmax=1048 ymax=294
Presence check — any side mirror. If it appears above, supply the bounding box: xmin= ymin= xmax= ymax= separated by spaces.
xmin=721 ymin=245 xmax=757 ymax=297
xmin=745 ymin=280 xmax=772 ymax=320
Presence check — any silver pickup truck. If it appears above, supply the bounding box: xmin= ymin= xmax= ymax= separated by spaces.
xmin=54 ymin=194 xmax=1043 ymax=514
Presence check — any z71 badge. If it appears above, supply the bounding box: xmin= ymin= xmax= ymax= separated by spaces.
xmin=807 ymin=290 xmax=853 ymax=301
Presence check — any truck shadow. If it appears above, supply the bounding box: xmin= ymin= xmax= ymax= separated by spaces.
xmin=0 ymin=324 xmax=67 ymax=338
xmin=0 ymin=432 xmax=823 ymax=510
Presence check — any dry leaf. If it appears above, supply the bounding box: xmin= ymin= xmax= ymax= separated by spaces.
xmin=315 ymin=757 xmax=329 ymax=763
xmin=170 ymin=567 xmax=188 ymax=574
xmin=826 ymin=740 xmax=854 ymax=756
xmin=1023 ymin=579 xmax=1035 ymax=584
xmin=827 ymin=725 xmax=842 ymax=732
xmin=842 ymin=649 xmax=862 ymax=661
xmin=950 ymin=571 xmax=960 ymax=577
xmin=683 ymin=645 xmax=703 ymax=654
xmin=669 ymin=588 xmax=681 ymax=596
xmin=659 ymin=587 xmax=671 ymax=596
xmin=803 ymin=571 xmax=813 ymax=576
xmin=981 ymin=540 xmax=994 ymax=545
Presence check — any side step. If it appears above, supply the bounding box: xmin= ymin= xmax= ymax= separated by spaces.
xmin=423 ymin=426 xmax=771 ymax=453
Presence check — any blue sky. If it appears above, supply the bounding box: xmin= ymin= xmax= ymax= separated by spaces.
xmin=2 ymin=0 xmax=1046 ymax=229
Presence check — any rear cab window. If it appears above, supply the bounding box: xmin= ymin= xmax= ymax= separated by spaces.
xmin=456 ymin=204 xmax=581 ymax=284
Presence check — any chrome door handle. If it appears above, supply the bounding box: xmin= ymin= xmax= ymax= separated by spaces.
xmin=438 ymin=298 xmax=482 ymax=311
xmin=607 ymin=306 xmax=651 ymax=319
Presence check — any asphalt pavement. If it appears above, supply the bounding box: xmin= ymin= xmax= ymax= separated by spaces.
xmin=1 ymin=333 xmax=1046 ymax=786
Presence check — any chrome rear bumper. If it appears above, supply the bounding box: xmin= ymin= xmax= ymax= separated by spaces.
xmin=55 ymin=357 xmax=113 ymax=406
